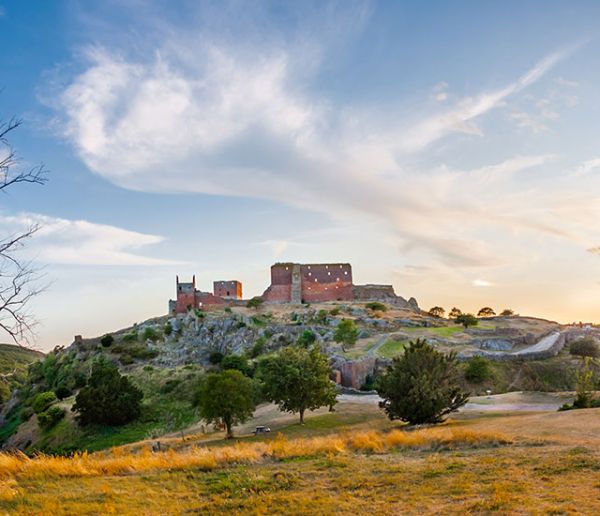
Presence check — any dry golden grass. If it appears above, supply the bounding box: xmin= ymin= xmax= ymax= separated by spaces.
xmin=0 ymin=427 xmax=508 ymax=482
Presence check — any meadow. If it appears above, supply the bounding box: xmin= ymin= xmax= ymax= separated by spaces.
xmin=1 ymin=401 xmax=599 ymax=514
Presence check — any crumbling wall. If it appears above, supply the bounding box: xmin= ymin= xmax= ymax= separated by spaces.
xmin=213 ymin=280 xmax=243 ymax=299
xmin=300 ymin=263 xmax=353 ymax=303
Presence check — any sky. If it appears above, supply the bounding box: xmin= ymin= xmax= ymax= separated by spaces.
xmin=2 ymin=0 xmax=600 ymax=350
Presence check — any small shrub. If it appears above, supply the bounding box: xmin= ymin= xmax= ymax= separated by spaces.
xmin=465 ymin=356 xmax=492 ymax=383
xmin=251 ymin=316 xmax=266 ymax=327
xmin=250 ymin=337 xmax=267 ymax=358
xmin=209 ymin=351 xmax=224 ymax=365
xmin=142 ymin=327 xmax=160 ymax=342
xmin=315 ymin=310 xmax=328 ymax=324
xmin=297 ymin=330 xmax=317 ymax=348
xmin=20 ymin=406 xmax=34 ymax=421
xmin=221 ymin=354 xmax=252 ymax=377
xmin=31 ymin=391 xmax=57 ymax=414
xmin=119 ymin=354 xmax=134 ymax=365
xmin=570 ymin=337 xmax=600 ymax=359
xmin=122 ymin=331 xmax=138 ymax=343
xmin=247 ymin=297 xmax=264 ymax=310
xmin=163 ymin=322 xmax=173 ymax=336
xmin=38 ymin=406 xmax=65 ymax=430
xmin=334 ymin=319 xmax=359 ymax=351
xmin=366 ymin=302 xmax=387 ymax=312
xmin=194 ymin=308 xmax=205 ymax=318
xmin=330 ymin=307 xmax=341 ymax=316
xmin=100 ymin=334 xmax=114 ymax=348
xmin=54 ymin=385 xmax=72 ymax=400
xmin=500 ymin=309 xmax=514 ymax=316
xmin=224 ymin=307 xmax=232 ymax=313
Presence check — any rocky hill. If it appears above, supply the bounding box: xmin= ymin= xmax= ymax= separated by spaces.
xmin=0 ymin=301 xmax=572 ymax=454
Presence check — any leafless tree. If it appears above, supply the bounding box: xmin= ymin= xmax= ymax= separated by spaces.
xmin=0 ymin=117 xmax=47 ymax=344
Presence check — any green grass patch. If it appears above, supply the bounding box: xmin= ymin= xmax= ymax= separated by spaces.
xmin=428 ymin=326 xmax=464 ymax=337
xmin=377 ymin=339 xmax=408 ymax=359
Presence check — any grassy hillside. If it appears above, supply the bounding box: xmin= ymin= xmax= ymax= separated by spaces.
xmin=1 ymin=402 xmax=600 ymax=513
xmin=0 ymin=344 xmax=43 ymax=376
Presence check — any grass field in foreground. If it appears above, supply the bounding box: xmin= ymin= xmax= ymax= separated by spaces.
xmin=2 ymin=405 xmax=600 ymax=514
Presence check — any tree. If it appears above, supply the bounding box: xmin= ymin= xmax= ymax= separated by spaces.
xmin=334 ymin=319 xmax=359 ymax=351
xmin=376 ymin=339 xmax=469 ymax=425
xmin=0 ymin=117 xmax=47 ymax=344
xmin=428 ymin=306 xmax=445 ymax=318
xmin=500 ymin=309 xmax=514 ymax=316
xmin=570 ymin=337 xmax=600 ymax=359
xmin=195 ymin=370 xmax=256 ymax=438
xmin=477 ymin=307 xmax=496 ymax=317
xmin=258 ymin=346 xmax=337 ymax=424
xmin=246 ymin=297 xmax=264 ymax=310
xmin=100 ymin=334 xmax=114 ymax=348
xmin=464 ymin=356 xmax=492 ymax=383
xmin=454 ymin=313 xmax=478 ymax=329
xmin=448 ymin=307 xmax=462 ymax=319
xmin=573 ymin=358 xmax=597 ymax=409
xmin=72 ymin=358 xmax=143 ymax=426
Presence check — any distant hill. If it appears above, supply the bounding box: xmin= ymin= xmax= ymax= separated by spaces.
xmin=0 ymin=344 xmax=44 ymax=377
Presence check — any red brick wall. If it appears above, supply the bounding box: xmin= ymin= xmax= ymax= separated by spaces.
xmin=300 ymin=264 xmax=353 ymax=302
xmin=261 ymin=264 xmax=294 ymax=302
xmin=262 ymin=263 xmax=354 ymax=303
xmin=175 ymin=292 xmax=197 ymax=313
xmin=213 ymin=280 xmax=242 ymax=299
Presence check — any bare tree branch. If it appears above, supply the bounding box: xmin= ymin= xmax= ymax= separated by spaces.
xmin=0 ymin=116 xmax=48 ymax=346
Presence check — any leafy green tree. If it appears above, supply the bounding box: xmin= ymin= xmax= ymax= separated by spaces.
xmin=477 ymin=307 xmax=496 ymax=317
xmin=376 ymin=339 xmax=469 ymax=425
xmin=221 ymin=354 xmax=252 ymax=377
xmin=246 ymin=297 xmax=264 ymax=310
xmin=500 ymin=309 xmax=514 ymax=316
xmin=570 ymin=337 xmax=600 ymax=359
xmin=72 ymin=358 xmax=143 ymax=426
xmin=100 ymin=334 xmax=114 ymax=348
xmin=428 ymin=306 xmax=445 ymax=318
xmin=0 ymin=381 xmax=10 ymax=406
xmin=258 ymin=346 xmax=337 ymax=424
xmin=464 ymin=356 xmax=492 ymax=383
xmin=195 ymin=370 xmax=256 ymax=438
xmin=334 ymin=319 xmax=359 ymax=351
xmin=297 ymin=330 xmax=317 ymax=348
xmin=454 ymin=313 xmax=478 ymax=329
xmin=448 ymin=307 xmax=462 ymax=319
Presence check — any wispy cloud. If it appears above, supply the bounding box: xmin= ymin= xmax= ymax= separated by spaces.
xmin=0 ymin=213 xmax=178 ymax=266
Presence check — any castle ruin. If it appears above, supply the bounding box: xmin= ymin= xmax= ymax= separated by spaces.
xmin=169 ymin=262 xmax=417 ymax=314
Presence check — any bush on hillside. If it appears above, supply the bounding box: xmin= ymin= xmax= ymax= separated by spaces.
xmin=163 ymin=322 xmax=173 ymax=336
xmin=73 ymin=358 xmax=143 ymax=426
xmin=54 ymin=385 xmax=72 ymax=400
xmin=334 ymin=319 xmax=359 ymax=351
xmin=31 ymin=391 xmax=57 ymax=414
xmin=209 ymin=351 xmax=224 ymax=365
xmin=142 ymin=327 xmax=160 ymax=342
xmin=38 ymin=406 xmax=65 ymax=430
xmin=376 ymin=339 xmax=469 ymax=425
xmin=570 ymin=337 xmax=600 ymax=359
xmin=246 ymin=297 xmax=264 ymax=310
xmin=428 ymin=306 xmax=445 ymax=318
xmin=100 ymin=334 xmax=114 ymax=348
xmin=221 ymin=354 xmax=252 ymax=377
xmin=122 ymin=331 xmax=138 ymax=343
xmin=249 ymin=337 xmax=267 ymax=358
xmin=366 ymin=302 xmax=387 ymax=312
xmin=297 ymin=330 xmax=317 ymax=348
xmin=464 ymin=356 xmax=492 ymax=383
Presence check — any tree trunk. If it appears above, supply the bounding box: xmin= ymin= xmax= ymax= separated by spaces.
xmin=299 ymin=409 xmax=305 ymax=425
xmin=224 ymin=416 xmax=233 ymax=439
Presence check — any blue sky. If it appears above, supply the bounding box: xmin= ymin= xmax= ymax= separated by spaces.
xmin=2 ymin=0 xmax=600 ymax=349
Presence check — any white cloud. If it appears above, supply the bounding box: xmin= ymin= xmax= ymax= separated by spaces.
xmin=473 ymin=279 xmax=493 ymax=288
xmin=0 ymin=213 xmax=178 ymax=266
xmin=51 ymin=37 xmax=588 ymax=269
xmin=570 ymin=158 xmax=600 ymax=177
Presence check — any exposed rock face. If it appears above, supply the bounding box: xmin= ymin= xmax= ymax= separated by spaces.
xmin=331 ymin=356 xmax=388 ymax=389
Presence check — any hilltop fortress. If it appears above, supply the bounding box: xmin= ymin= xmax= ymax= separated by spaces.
xmin=169 ymin=262 xmax=418 ymax=315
